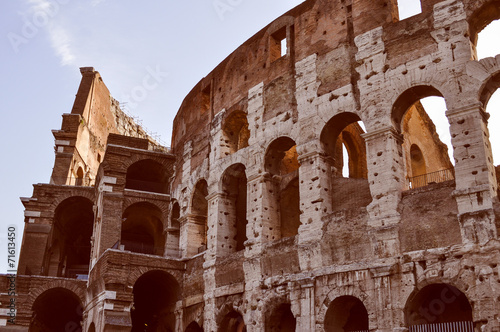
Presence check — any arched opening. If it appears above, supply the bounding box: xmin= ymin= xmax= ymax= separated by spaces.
xmin=121 ymin=202 xmax=164 ymax=256
xmin=320 ymin=113 xmax=367 ymax=179
xmin=221 ymin=164 xmax=248 ymax=252
xmin=265 ymin=137 xmax=300 ymax=240
xmin=320 ymin=113 xmax=371 ymax=211
xmin=46 ymin=196 xmax=94 ymax=278
xmin=191 ymin=180 xmax=208 ymax=253
xmin=393 ymin=86 xmax=454 ymax=189
xmin=88 ymin=322 xmax=96 ymax=332
xmin=481 ymin=73 xmax=500 ymax=196
xmin=219 ymin=311 xmax=246 ymax=332
xmin=30 ymin=288 xmax=83 ymax=332
xmin=324 ymin=296 xmax=369 ymax=332
xmin=222 ymin=110 xmax=250 ymax=155
xmin=166 ymin=202 xmax=181 ymax=258
xmin=267 ymin=303 xmax=296 ymax=332
xmin=132 ymin=270 xmax=180 ymax=332
xmin=405 ymin=283 xmax=473 ymax=331
xmin=468 ymin=2 xmax=500 ymax=60
xmin=186 ymin=321 xmax=204 ymax=332
xmin=125 ymin=159 xmax=168 ymax=194
xmin=75 ymin=167 xmax=84 ymax=186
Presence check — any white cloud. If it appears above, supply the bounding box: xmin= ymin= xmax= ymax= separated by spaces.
xmin=91 ymin=0 xmax=106 ymax=6
xmin=26 ymin=0 xmax=76 ymax=66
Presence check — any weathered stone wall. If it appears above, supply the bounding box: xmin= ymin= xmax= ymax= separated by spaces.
xmin=5 ymin=0 xmax=500 ymax=331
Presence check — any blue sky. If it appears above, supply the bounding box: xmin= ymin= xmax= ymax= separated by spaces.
xmin=0 ymin=1 xmax=498 ymax=273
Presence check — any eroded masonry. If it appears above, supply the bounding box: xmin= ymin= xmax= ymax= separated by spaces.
xmin=2 ymin=0 xmax=500 ymax=331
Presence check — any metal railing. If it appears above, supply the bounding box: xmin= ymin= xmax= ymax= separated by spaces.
xmin=409 ymin=321 xmax=473 ymax=332
xmin=408 ymin=168 xmax=455 ymax=189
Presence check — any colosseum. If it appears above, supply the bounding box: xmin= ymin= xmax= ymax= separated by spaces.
xmin=2 ymin=0 xmax=500 ymax=331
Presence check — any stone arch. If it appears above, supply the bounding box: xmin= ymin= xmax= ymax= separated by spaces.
xmin=121 ymin=201 xmax=164 ymax=256
xmin=220 ymin=163 xmax=248 ymax=252
xmin=46 ymin=189 xmax=95 ymax=220
xmin=218 ymin=310 xmax=246 ymax=332
xmin=46 ymin=196 xmax=94 ymax=278
xmin=324 ymin=296 xmax=369 ymax=332
xmin=320 ymin=112 xmax=367 ymax=179
xmin=316 ymin=285 xmax=370 ymax=329
xmin=479 ymin=64 xmax=500 ymax=108
xmin=467 ymin=0 xmax=500 ymax=49
xmin=404 ymin=283 xmax=473 ymax=328
xmin=131 ymin=270 xmax=181 ymax=332
xmin=265 ymin=302 xmax=296 ymax=332
xmin=222 ymin=110 xmax=250 ymax=155
xmin=125 ymin=158 xmax=170 ymax=194
xmin=88 ymin=322 xmax=96 ymax=332
xmin=27 ymin=281 xmax=85 ymax=316
xmin=30 ymin=287 xmax=84 ymax=332
xmin=188 ymin=179 xmax=209 ymax=254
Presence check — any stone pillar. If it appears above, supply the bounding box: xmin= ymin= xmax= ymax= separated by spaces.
xmin=362 ymin=127 xmax=405 ymax=257
xmin=296 ymin=149 xmax=333 ymax=270
xmin=296 ymin=279 xmax=315 ymax=331
xmin=447 ymin=103 xmax=498 ymax=244
xmin=244 ymin=173 xmax=280 ymax=256
xmin=165 ymin=228 xmax=180 ymax=258
xmin=179 ymin=214 xmax=206 ymax=258
xmin=205 ymin=192 xmax=234 ymax=260
xmin=202 ymin=262 xmax=217 ymax=332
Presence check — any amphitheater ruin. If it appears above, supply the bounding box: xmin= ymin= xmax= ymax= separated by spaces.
xmin=2 ymin=0 xmax=500 ymax=331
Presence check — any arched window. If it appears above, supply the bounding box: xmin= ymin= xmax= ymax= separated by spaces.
xmin=324 ymin=296 xmax=369 ymax=332
xmin=75 ymin=167 xmax=84 ymax=186
xmin=31 ymin=288 xmax=83 ymax=332
xmin=222 ymin=110 xmax=250 ymax=155
xmin=121 ymin=202 xmax=164 ymax=256
xmin=47 ymin=196 xmax=94 ymax=278
xmin=88 ymin=322 xmax=96 ymax=332
xmin=186 ymin=321 xmax=204 ymax=332
xmin=132 ymin=271 xmax=180 ymax=332
xmin=221 ymin=164 xmax=248 ymax=252
xmin=468 ymin=3 xmax=500 ymax=60
xmin=166 ymin=202 xmax=181 ymax=258
xmin=125 ymin=159 xmax=168 ymax=194
xmin=393 ymin=86 xmax=454 ymax=189
xmin=405 ymin=284 xmax=473 ymax=331
xmin=265 ymin=137 xmax=300 ymax=241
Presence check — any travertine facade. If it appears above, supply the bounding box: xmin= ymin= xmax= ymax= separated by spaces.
xmin=2 ymin=0 xmax=500 ymax=331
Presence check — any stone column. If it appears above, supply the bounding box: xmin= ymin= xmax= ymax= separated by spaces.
xmin=179 ymin=214 xmax=207 ymax=258
xmin=205 ymin=192 xmax=235 ymax=260
xmin=362 ymin=127 xmax=405 ymax=257
xmin=296 ymin=149 xmax=333 ymax=270
xmin=447 ymin=103 xmax=498 ymax=244
xmin=295 ymin=279 xmax=316 ymax=331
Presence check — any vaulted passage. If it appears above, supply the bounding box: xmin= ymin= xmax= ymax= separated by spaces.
xmin=222 ymin=110 xmax=250 ymax=155
xmin=265 ymin=137 xmax=300 ymax=240
xmin=125 ymin=159 xmax=169 ymax=194
xmin=30 ymin=288 xmax=83 ymax=332
xmin=191 ymin=179 xmax=209 ymax=253
xmin=221 ymin=163 xmax=248 ymax=252
xmin=324 ymin=296 xmax=369 ymax=332
xmin=185 ymin=321 xmax=204 ymax=332
xmin=405 ymin=283 xmax=473 ymax=330
xmin=219 ymin=311 xmax=246 ymax=332
xmin=121 ymin=202 xmax=164 ymax=256
xmin=132 ymin=271 xmax=180 ymax=332
xmin=267 ymin=303 xmax=296 ymax=332
xmin=46 ymin=196 xmax=94 ymax=278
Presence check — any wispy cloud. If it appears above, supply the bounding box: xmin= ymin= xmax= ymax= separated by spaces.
xmin=26 ymin=0 xmax=76 ymax=66
xmin=91 ymin=0 xmax=106 ymax=6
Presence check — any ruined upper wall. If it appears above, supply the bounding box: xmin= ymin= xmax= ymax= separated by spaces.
xmin=170 ymin=0 xmax=498 ymax=160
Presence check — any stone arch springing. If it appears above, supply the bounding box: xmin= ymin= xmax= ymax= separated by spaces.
xmin=266 ymin=303 xmax=296 ymax=332
xmin=264 ymin=137 xmax=300 ymax=241
xmin=186 ymin=321 xmax=204 ymax=332
xmin=45 ymin=196 xmax=94 ymax=278
xmin=404 ymin=283 xmax=473 ymax=331
xmin=219 ymin=310 xmax=246 ymax=332
xmin=222 ymin=110 xmax=250 ymax=155
xmin=392 ymin=85 xmax=454 ymax=189
xmin=324 ymin=296 xmax=369 ymax=332
xmin=468 ymin=1 xmax=500 ymax=59
xmin=121 ymin=202 xmax=164 ymax=256
xmin=132 ymin=270 xmax=180 ymax=332
xmin=221 ymin=163 xmax=248 ymax=252
xmin=125 ymin=159 xmax=169 ymax=194
xmin=30 ymin=287 xmax=83 ymax=332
